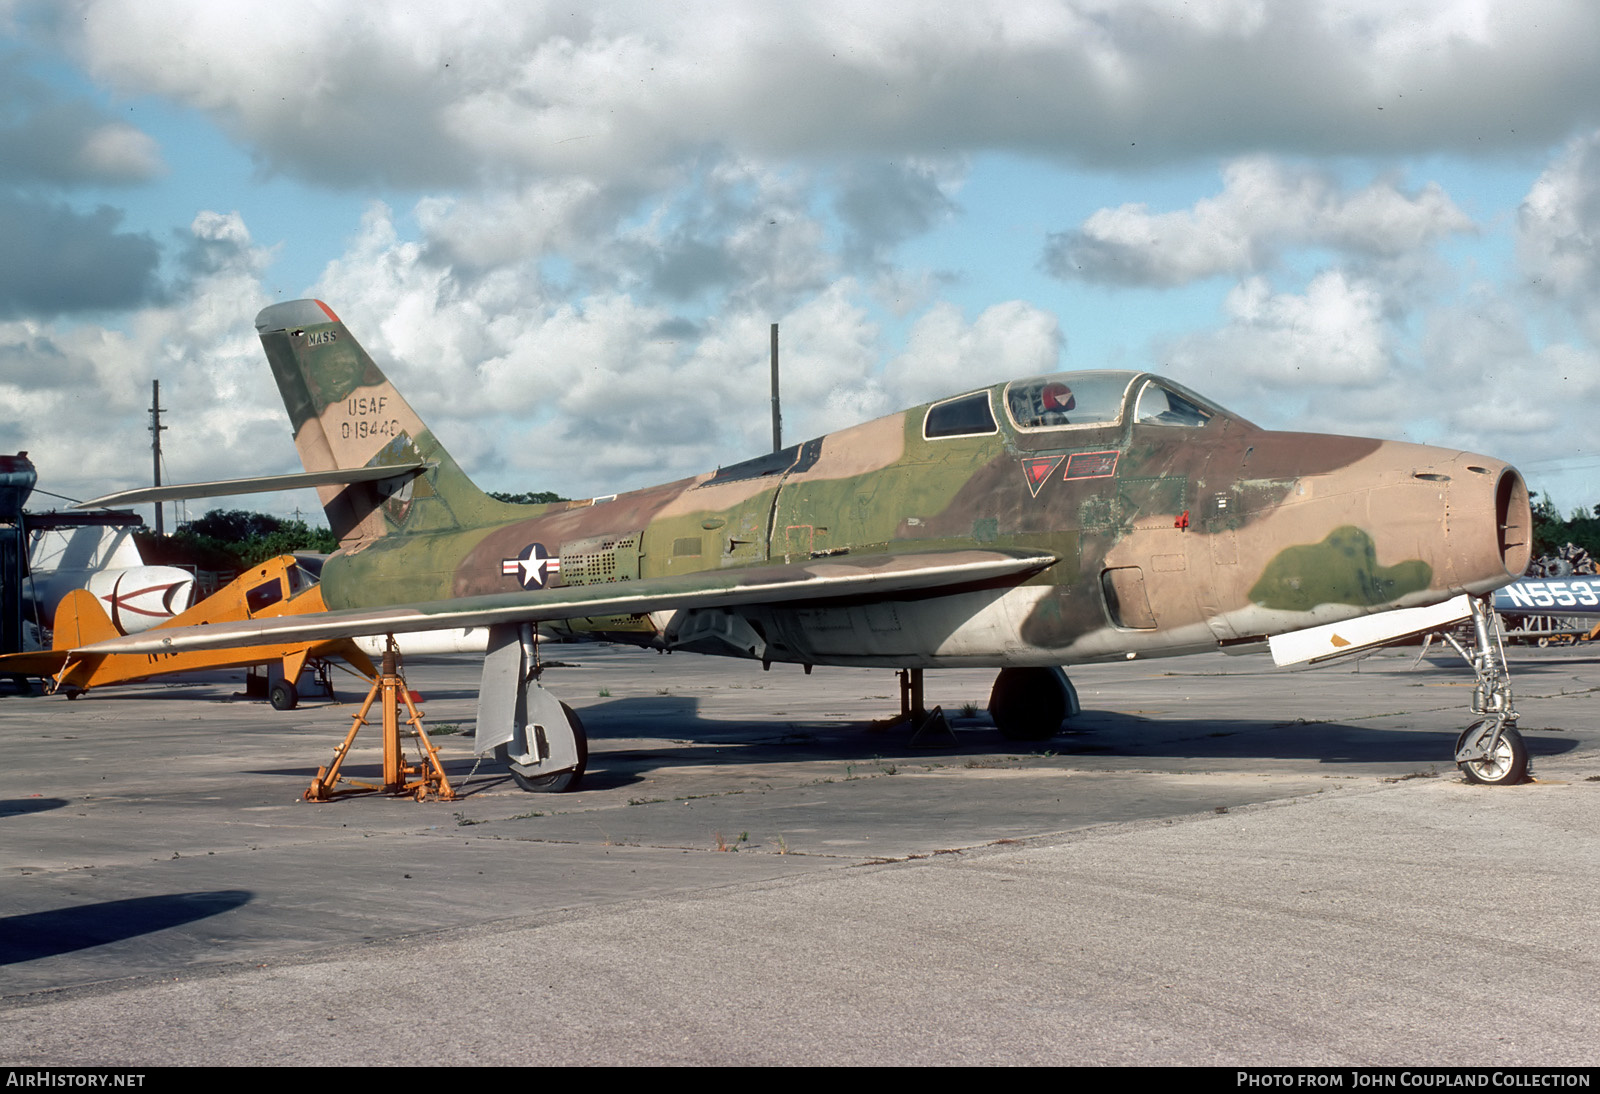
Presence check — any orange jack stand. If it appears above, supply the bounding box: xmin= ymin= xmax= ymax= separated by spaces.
xmin=304 ymin=638 xmax=455 ymax=802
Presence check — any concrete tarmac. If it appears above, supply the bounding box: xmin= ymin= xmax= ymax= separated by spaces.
xmin=1 ymin=643 xmax=1597 ymax=1065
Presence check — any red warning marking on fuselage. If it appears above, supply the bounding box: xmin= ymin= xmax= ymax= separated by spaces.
xmin=1021 ymin=455 xmax=1066 ymax=498
xmin=1064 ymin=450 xmax=1119 ymax=480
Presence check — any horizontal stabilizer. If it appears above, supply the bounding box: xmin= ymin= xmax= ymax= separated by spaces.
xmin=0 ymin=648 xmax=71 ymax=676
xmin=1268 ymin=595 xmax=1473 ymax=667
xmin=74 ymin=462 xmax=427 ymax=509
xmin=0 ymin=589 xmax=115 ymax=677
xmin=69 ymin=549 xmax=1057 ymax=657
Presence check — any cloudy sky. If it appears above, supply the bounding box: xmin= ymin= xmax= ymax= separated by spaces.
xmin=5 ymin=0 xmax=1600 ymax=527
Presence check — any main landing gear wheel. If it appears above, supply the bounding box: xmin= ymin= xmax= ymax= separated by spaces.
xmin=269 ymin=680 xmax=299 ymax=711
xmin=268 ymin=678 xmax=300 ymax=713
xmin=988 ymin=667 xmax=1078 ymax=742
xmin=1455 ymin=721 xmax=1528 ymax=786
xmin=504 ymin=703 xmax=588 ymax=793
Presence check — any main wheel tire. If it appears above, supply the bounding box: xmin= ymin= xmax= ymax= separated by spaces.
xmin=988 ymin=667 xmax=1067 ymax=741
xmin=269 ymin=680 xmax=298 ymax=711
xmin=508 ymin=703 xmax=588 ymax=793
xmin=1455 ymin=721 xmax=1528 ymax=786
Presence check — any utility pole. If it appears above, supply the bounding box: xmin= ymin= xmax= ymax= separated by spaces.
xmin=770 ymin=323 xmax=782 ymax=453
xmin=150 ymin=380 xmax=167 ymax=536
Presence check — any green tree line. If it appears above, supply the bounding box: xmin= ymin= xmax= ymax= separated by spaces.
xmin=137 ymin=509 xmax=338 ymax=573
xmin=488 ymin=490 xmax=565 ymax=505
xmin=134 ymin=490 xmax=567 ymax=574
xmin=1532 ymin=495 xmax=1600 ymax=561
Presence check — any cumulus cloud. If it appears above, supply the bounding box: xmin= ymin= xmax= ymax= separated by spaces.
xmin=44 ymin=0 xmax=1600 ymax=188
xmin=0 ymin=210 xmax=278 ymax=505
xmin=413 ymin=157 xmax=850 ymax=322
xmin=289 ymin=201 xmax=1061 ymax=499
xmin=882 ymin=301 xmax=1061 ymax=404
xmin=1423 ymin=299 xmax=1578 ymax=437
xmin=1136 ymin=249 xmax=1600 ymax=491
xmin=1398 ymin=294 xmax=1600 ymax=475
xmin=176 ymin=209 xmax=270 ymax=280
xmin=1518 ymin=129 xmax=1600 ymax=322
xmin=1044 ymin=157 xmax=1474 ymax=286
xmin=0 ymin=196 xmax=161 ymax=316
xmin=306 ymin=204 xmax=850 ymax=493
xmin=15 ymin=1 xmax=1600 ymax=518
xmin=834 ymin=159 xmax=963 ymax=270
xmin=0 ymin=62 xmax=164 ymax=186
xmin=617 ymin=159 xmax=835 ymax=312
xmin=0 ymin=329 xmax=96 ymax=390
xmin=1161 ymin=270 xmax=1392 ymax=415
xmin=392 ymin=150 xmax=955 ymax=403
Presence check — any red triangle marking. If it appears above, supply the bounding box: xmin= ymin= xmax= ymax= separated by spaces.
xmin=1021 ymin=456 xmax=1066 ymax=497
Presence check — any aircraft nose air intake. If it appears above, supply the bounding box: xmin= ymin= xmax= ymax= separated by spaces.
xmin=1494 ymin=465 xmax=1533 ymax=579
xmin=1431 ymin=455 xmax=1531 ymax=594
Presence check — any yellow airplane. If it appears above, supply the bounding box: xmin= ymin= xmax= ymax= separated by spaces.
xmin=0 ymin=555 xmax=376 ymax=708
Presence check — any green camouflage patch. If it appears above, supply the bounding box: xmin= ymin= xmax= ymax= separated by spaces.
xmin=1249 ymin=526 xmax=1432 ymax=611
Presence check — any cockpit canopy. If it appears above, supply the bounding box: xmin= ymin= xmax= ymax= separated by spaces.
xmin=1005 ymin=372 xmax=1132 ymax=430
xmin=921 ymin=370 xmax=1234 ymax=441
xmin=1000 ymin=371 xmax=1227 ymax=433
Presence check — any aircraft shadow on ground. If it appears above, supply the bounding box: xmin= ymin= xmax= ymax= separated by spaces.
xmin=1069 ymin=710 xmax=1580 ymax=765
xmin=0 ymin=797 xmax=68 ymax=818
xmin=0 ymin=891 xmax=253 ymax=965
xmin=495 ymin=695 xmax=1588 ymax=788
xmin=243 ymin=692 xmax=1582 ymax=792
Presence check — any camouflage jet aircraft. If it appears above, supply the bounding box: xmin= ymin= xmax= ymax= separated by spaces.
xmin=78 ymin=299 xmax=1534 ymax=789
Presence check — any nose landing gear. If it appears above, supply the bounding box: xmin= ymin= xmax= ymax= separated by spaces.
xmin=1441 ymin=596 xmax=1528 ymax=785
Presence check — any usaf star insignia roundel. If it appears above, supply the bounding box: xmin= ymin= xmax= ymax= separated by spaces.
xmin=501 ymin=543 xmax=562 ymax=589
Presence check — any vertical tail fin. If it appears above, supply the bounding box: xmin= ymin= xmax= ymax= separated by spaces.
xmin=51 ymin=588 xmax=118 ymax=650
xmin=255 ymin=300 xmax=511 ymax=546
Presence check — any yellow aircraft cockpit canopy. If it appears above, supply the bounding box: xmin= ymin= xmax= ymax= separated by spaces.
xmin=243 ymin=559 xmax=323 ymax=617
xmin=286 ymin=561 xmax=318 ymax=599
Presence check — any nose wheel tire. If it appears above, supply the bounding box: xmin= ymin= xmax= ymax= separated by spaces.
xmin=1455 ymin=721 xmax=1527 ymax=786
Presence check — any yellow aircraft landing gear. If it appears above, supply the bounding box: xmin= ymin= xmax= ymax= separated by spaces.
xmin=304 ymin=638 xmax=455 ymax=802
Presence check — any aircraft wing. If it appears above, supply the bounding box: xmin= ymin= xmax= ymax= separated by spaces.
xmin=73 ymin=462 xmax=427 ymax=509
xmin=66 ymin=549 xmax=1057 ymax=657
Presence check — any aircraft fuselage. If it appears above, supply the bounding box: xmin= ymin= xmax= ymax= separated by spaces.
xmin=315 ymin=370 xmax=1531 ymax=670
